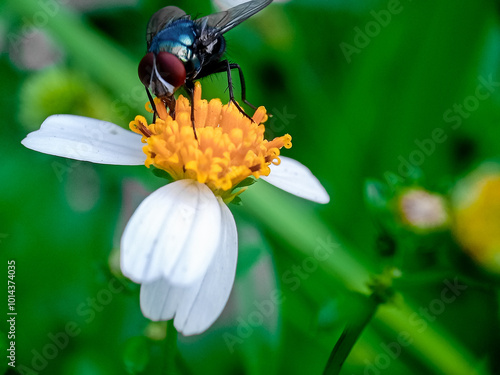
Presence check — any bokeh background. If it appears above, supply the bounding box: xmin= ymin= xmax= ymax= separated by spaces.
xmin=2 ymin=0 xmax=500 ymax=374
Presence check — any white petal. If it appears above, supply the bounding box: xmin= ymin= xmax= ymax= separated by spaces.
xmin=21 ymin=115 xmax=145 ymax=165
xmin=140 ymin=198 xmax=238 ymax=335
xmin=261 ymin=156 xmax=330 ymax=204
xmin=121 ymin=180 xmax=222 ymax=285
xmin=139 ymin=279 xmax=180 ymax=321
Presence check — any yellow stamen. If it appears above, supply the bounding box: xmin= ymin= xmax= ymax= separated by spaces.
xmin=130 ymin=82 xmax=292 ymax=201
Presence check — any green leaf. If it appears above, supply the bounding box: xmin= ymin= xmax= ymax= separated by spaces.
xmin=151 ymin=167 xmax=174 ymax=182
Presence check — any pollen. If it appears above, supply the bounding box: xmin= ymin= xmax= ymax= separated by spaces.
xmin=129 ymin=82 xmax=292 ymax=201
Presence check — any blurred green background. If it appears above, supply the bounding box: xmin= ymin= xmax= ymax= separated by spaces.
xmin=2 ymin=0 xmax=500 ymax=374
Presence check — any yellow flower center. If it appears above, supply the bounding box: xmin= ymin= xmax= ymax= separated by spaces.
xmin=129 ymin=82 xmax=292 ymax=201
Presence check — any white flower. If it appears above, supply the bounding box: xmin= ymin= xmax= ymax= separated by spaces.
xmin=21 ymin=85 xmax=329 ymax=335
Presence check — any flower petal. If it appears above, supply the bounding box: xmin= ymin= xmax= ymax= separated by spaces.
xmin=261 ymin=156 xmax=330 ymax=204
xmin=21 ymin=115 xmax=145 ymax=165
xmin=121 ymin=180 xmax=222 ymax=285
xmin=140 ymin=197 xmax=238 ymax=335
xmin=139 ymin=279 xmax=180 ymax=322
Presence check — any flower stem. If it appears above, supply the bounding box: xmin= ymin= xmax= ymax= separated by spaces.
xmin=243 ymin=183 xmax=489 ymax=375
xmin=164 ymin=320 xmax=178 ymax=375
xmin=322 ymin=294 xmax=380 ymax=375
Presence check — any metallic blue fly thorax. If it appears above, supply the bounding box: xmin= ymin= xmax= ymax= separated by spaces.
xmin=149 ymin=19 xmax=201 ymax=74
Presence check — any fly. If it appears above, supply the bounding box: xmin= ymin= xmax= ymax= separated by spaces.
xmin=138 ymin=0 xmax=273 ymax=135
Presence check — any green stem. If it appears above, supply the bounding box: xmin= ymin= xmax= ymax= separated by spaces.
xmin=165 ymin=320 xmax=178 ymax=375
xmin=243 ymin=182 xmax=489 ymax=375
xmin=323 ymin=294 xmax=380 ymax=375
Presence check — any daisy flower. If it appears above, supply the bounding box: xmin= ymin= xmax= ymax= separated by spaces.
xmin=21 ymin=82 xmax=329 ymax=335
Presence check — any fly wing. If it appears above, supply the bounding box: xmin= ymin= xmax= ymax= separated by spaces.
xmin=194 ymin=0 xmax=272 ymax=38
xmin=146 ymin=6 xmax=190 ymax=50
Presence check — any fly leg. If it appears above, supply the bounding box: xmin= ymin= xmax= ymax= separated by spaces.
xmin=184 ymin=80 xmax=198 ymax=140
xmin=228 ymin=62 xmax=258 ymax=111
xmin=222 ymin=60 xmax=255 ymax=122
xmin=163 ymin=96 xmax=176 ymax=119
xmin=228 ymin=62 xmax=272 ymax=119
xmin=145 ymin=87 xmax=158 ymax=123
xmin=196 ymin=59 xmax=261 ymax=120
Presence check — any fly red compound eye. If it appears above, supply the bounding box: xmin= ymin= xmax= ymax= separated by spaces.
xmin=155 ymin=51 xmax=186 ymax=88
xmin=138 ymin=53 xmax=155 ymax=87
